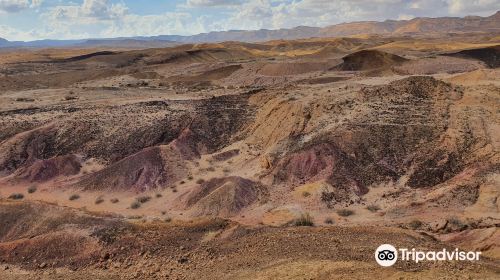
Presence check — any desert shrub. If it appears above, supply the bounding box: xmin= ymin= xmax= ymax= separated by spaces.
xmin=27 ymin=186 xmax=37 ymax=194
xmin=179 ymin=181 xmax=185 ymax=185
xmin=206 ymin=167 xmax=215 ymax=172
xmin=128 ymin=215 xmax=142 ymax=219
xmin=294 ymin=213 xmax=314 ymax=227
xmin=155 ymin=193 xmax=162 ymax=198
xmin=410 ymin=201 xmax=423 ymax=207
xmin=64 ymin=95 xmax=78 ymax=101
xmin=366 ymin=204 xmax=381 ymax=212
xmin=222 ymin=168 xmax=230 ymax=173
xmin=336 ymin=209 xmax=354 ymax=217
xmin=172 ymin=188 xmax=178 ymax=193
xmin=320 ymin=191 xmax=336 ymax=208
xmin=136 ymin=196 xmax=151 ymax=204
xmin=95 ymin=197 xmax=105 ymax=205
xmin=302 ymin=191 xmax=311 ymax=198
xmin=69 ymin=194 xmax=80 ymax=201
xmin=324 ymin=217 xmax=334 ymax=224
xmin=187 ymin=176 xmax=194 ymax=180
xmin=164 ymin=217 xmax=172 ymax=223
xmin=8 ymin=193 xmax=24 ymax=200
xmin=196 ymin=178 xmax=205 ymax=184
xmin=161 ymin=211 xmax=167 ymax=215
xmin=15 ymin=97 xmax=35 ymax=102
xmin=408 ymin=219 xmax=423 ymax=229
xmin=448 ymin=217 xmax=462 ymax=226
xmin=110 ymin=198 xmax=119 ymax=203
xmin=447 ymin=217 xmax=466 ymax=230
xmin=130 ymin=201 xmax=141 ymax=209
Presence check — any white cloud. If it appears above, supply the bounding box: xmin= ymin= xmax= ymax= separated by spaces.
xmin=80 ymin=0 xmax=127 ymax=19
xmin=398 ymin=14 xmax=415 ymax=20
xmin=101 ymin=12 xmax=205 ymax=37
xmin=0 ymin=24 xmax=30 ymax=39
xmin=47 ymin=0 xmax=127 ymax=22
xmin=199 ymin=0 xmax=499 ymax=32
xmin=206 ymin=0 xmax=405 ymax=31
xmin=30 ymin=0 xmax=41 ymax=8
xmin=0 ymin=0 xmax=31 ymax=13
xmin=187 ymin=0 xmax=243 ymax=7
xmin=0 ymin=24 xmax=56 ymax=41
xmin=39 ymin=1 xmax=204 ymax=39
xmin=447 ymin=0 xmax=500 ymax=15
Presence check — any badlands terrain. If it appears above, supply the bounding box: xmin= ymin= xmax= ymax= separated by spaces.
xmin=0 ymin=31 xmax=499 ymax=278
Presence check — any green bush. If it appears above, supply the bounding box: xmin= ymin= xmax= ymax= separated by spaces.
xmin=196 ymin=178 xmax=205 ymax=184
xmin=95 ymin=197 xmax=105 ymax=205
xmin=336 ymin=209 xmax=354 ymax=217
xmin=130 ymin=201 xmax=141 ymax=209
xmin=136 ymin=196 xmax=151 ymax=203
xmin=8 ymin=193 xmax=24 ymax=200
xmin=27 ymin=186 xmax=37 ymax=194
xmin=408 ymin=219 xmax=423 ymax=229
xmin=294 ymin=213 xmax=314 ymax=227
xmin=366 ymin=204 xmax=381 ymax=212
xmin=447 ymin=217 xmax=466 ymax=230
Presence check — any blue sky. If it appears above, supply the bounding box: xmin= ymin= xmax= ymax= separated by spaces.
xmin=0 ymin=0 xmax=499 ymax=41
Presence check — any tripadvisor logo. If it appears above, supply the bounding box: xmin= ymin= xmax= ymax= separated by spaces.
xmin=375 ymin=244 xmax=398 ymax=267
xmin=375 ymin=244 xmax=482 ymax=267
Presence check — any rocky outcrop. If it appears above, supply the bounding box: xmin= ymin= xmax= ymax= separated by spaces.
xmin=184 ymin=176 xmax=268 ymax=217
xmin=76 ymin=146 xmax=186 ymax=192
xmin=12 ymin=154 xmax=81 ymax=183
xmin=337 ymin=50 xmax=408 ymax=71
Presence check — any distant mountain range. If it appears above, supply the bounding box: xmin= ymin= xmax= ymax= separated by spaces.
xmin=1 ymin=11 xmax=499 ymax=49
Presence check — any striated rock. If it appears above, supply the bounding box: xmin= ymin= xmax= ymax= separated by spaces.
xmin=184 ymin=176 xmax=268 ymax=217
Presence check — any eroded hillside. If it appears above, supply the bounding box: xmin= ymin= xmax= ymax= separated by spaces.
xmin=0 ymin=34 xmax=499 ymax=279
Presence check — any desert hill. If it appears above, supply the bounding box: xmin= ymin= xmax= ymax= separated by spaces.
xmin=445 ymin=45 xmax=500 ymax=68
xmin=336 ymin=49 xmax=408 ymax=71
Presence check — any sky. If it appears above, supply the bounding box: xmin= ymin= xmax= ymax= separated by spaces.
xmin=0 ymin=0 xmax=499 ymax=41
